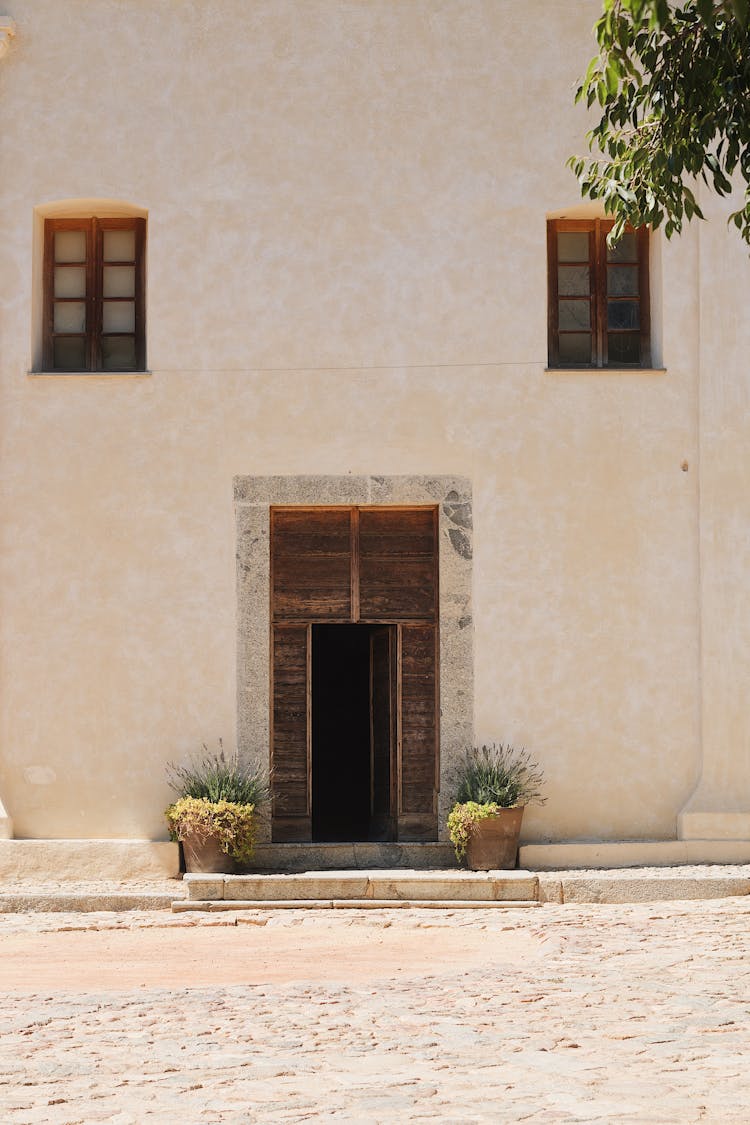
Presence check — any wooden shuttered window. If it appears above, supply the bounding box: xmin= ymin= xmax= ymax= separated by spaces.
xmin=270 ymin=506 xmax=439 ymax=842
xmin=43 ymin=217 xmax=146 ymax=372
xmin=547 ymin=219 xmax=650 ymax=369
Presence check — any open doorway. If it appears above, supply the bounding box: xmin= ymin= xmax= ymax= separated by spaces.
xmin=312 ymin=624 xmax=395 ymax=842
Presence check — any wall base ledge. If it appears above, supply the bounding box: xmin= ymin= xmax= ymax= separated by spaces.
xmin=678 ymin=811 xmax=750 ymax=840
xmin=519 ymin=838 xmax=750 ymax=870
xmin=0 ymin=839 xmax=179 ymax=880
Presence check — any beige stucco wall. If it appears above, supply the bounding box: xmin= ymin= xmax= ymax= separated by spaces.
xmin=0 ymin=0 xmax=729 ymax=843
xmin=679 ymin=187 xmax=750 ymax=840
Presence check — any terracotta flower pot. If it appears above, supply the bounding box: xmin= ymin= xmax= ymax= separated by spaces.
xmin=182 ymin=833 xmax=236 ymax=874
xmin=465 ymin=806 xmax=524 ymax=870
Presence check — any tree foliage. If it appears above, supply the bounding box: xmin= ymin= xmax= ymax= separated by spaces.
xmin=569 ymin=0 xmax=750 ymax=243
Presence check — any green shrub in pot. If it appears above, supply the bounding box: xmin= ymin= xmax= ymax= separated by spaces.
xmin=447 ymin=743 xmax=545 ymax=868
xmin=164 ymin=741 xmax=269 ymax=871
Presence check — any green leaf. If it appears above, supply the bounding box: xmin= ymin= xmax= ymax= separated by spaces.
xmin=568 ymin=0 xmax=750 ymax=249
xmin=728 ymin=0 xmax=748 ymax=26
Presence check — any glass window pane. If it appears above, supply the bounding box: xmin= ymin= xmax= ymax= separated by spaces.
xmin=55 ymin=231 xmax=86 ymax=262
xmin=54 ymin=302 xmax=86 ymax=332
xmin=103 ymin=229 xmax=136 ymax=262
xmin=101 ymin=336 xmax=136 ymax=370
xmin=103 ymin=266 xmax=135 ymax=298
xmin=557 ymin=231 xmax=589 ymax=262
xmin=608 ymin=266 xmax=639 ymax=297
xmin=607 ymin=232 xmax=637 ymax=263
xmin=608 ymin=333 xmax=640 ymax=365
xmin=558 ymin=333 xmax=592 ymax=364
xmin=608 ymin=301 xmax=640 ymax=330
xmin=54 ymin=266 xmax=86 ymax=298
xmin=103 ymin=301 xmax=135 ymax=333
xmin=53 ymin=337 xmax=86 ymax=370
xmin=559 ymin=300 xmax=591 ymax=331
xmin=558 ymin=265 xmax=590 ymax=296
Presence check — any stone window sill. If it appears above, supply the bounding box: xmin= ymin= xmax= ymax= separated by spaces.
xmin=28 ymin=370 xmax=152 ymax=379
xmin=545 ymin=367 xmax=667 ymax=376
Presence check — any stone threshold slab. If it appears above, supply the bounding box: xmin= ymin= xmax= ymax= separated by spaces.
xmin=173 ymin=898 xmax=541 ymax=912
xmin=185 ymin=870 xmax=538 ymax=903
xmin=246 ymin=842 xmax=457 ymax=871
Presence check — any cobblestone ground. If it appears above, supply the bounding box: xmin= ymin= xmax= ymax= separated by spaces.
xmin=2 ymin=897 xmax=749 ymax=1123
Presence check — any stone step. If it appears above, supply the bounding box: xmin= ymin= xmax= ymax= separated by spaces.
xmin=183 ymin=869 xmax=538 ymax=906
xmin=173 ymin=898 xmax=541 ymax=912
xmin=242 ymin=843 xmax=457 ymax=872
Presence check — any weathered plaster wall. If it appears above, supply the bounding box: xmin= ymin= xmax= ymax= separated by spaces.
xmin=0 ymin=1 xmax=704 ymax=841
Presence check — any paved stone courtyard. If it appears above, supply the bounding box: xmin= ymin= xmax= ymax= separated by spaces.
xmin=1 ymin=896 xmax=749 ymax=1123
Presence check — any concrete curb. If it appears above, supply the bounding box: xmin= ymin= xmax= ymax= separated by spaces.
xmin=0 ymin=892 xmax=177 ymax=913
xmin=538 ymin=874 xmax=750 ymax=904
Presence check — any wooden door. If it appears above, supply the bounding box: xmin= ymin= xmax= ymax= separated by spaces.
xmin=370 ymin=626 xmax=396 ymax=840
xmin=270 ymin=505 xmax=439 ymax=842
xmin=270 ymin=625 xmax=311 ymax=841
xmin=398 ymin=624 xmax=439 ymax=840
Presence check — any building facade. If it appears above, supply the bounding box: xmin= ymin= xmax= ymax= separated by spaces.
xmin=1 ymin=1 xmax=749 ymax=863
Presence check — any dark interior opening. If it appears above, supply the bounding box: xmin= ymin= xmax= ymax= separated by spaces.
xmin=312 ymin=624 xmax=387 ymax=842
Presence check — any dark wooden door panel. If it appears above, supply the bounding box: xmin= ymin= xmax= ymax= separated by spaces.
xmin=359 ymin=557 xmax=436 ymax=621
xmin=271 ymin=624 xmax=311 ymax=841
xmin=398 ymin=624 xmax=438 ymax=840
xmin=271 ymin=507 xmax=353 ymax=622
xmin=358 ymin=508 xmax=437 ymax=622
xmin=370 ymin=626 xmax=396 ymax=839
xmin=359 ymin=507 xmax=436 ymax=553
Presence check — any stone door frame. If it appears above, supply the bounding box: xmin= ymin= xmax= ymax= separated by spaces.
xmin=234 ymin=475 xmax=473 ymax=840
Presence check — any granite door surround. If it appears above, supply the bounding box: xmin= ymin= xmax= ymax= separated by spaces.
xmin=234 ymin=475 xmax=474 ymax=840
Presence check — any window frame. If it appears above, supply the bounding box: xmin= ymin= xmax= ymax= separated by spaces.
xmin=42 ymin=216 xmax=146 ymax=372
xmin=547 ymin=218 xmax=650 ymax=369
